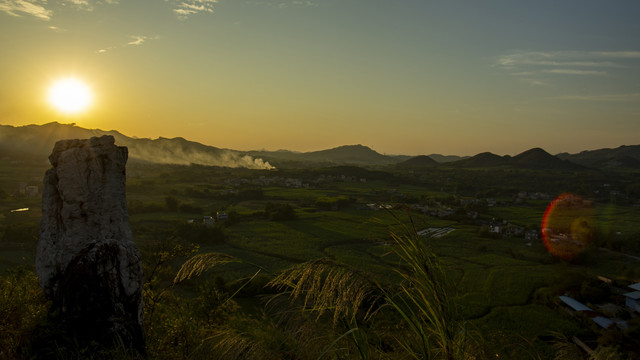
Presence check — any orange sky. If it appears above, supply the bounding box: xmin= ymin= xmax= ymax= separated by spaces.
xmin=1 ymin=0 xmax=639 ymax=156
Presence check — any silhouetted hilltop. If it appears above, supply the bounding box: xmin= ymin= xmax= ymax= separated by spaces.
xmin=0 ymin=122 xmax=273 ymax=169
xmin=2 ymin=122 xmax=638 ymax=170
xmin=426 ymin=154 xmax=467 ymax=163
xmin=446 ymin=148 xmax=585 ymax=170
xmin=510 ymin=147 xmax=583 ymax=170
xmin=305 ymin=145 xmax=397 ymax=164
xmin=450 ymin=152 xmax=508 ymax=168
xmin=396 ymin=155 xmax=440 ymax=168
xmin=249 ymin=144 xmax=401 ymax=167
xmin=557 ymin=145 xmax=640 ymax=169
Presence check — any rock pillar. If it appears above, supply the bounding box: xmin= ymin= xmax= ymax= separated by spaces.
xmin=36 ymin=135 xmax=144 ymax=352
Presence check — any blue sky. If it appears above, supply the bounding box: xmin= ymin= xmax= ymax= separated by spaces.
xmin=1 ymin=0 xmax=639 ymax=155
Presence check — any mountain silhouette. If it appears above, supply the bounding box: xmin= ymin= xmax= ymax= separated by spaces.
xmin=249 ymin=144 xmax=401 ymax=166
xmin=396 ymin=155 xmax=440 ymax=168
xmin=0 ymin=122 xmax=273 ymax=169
xmin=510 ymin=147 xmax=581 ymax=170
xmin=1 ymin=122 xmax=638 ymax=170
xmin=450 ymin=152 xmax=508 ymax=168
xmin=557 ymin=145 xmax=640 ymax=169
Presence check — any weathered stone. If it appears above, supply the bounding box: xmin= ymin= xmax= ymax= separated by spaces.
xmin=36 ymin=135 xmax=144 ymax=352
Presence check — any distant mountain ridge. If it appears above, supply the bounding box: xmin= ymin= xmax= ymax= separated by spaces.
xmin=248 ymin=144 xmax=405 ymax=166
xmin=396 ymin=155 xmax=440 ymax=168
xmin=446 ymin=148 xmax=585 ymax=170
xmin=0 ymin=122 xmax=274 ymax=169
xmin=1 ymin=122 xmax=638 ymax=170
xmin=557 ymin=145 xmax=640 ymax=169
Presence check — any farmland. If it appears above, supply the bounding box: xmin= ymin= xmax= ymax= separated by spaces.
xmin=2 ymin=159 xmax=640 ymax=358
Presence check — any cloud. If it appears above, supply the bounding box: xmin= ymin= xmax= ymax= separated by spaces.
xmin=172 ymin=0 xmax=217 ymax=19
xmin=96 ymin=35 xmax=157 ymax=53
xmin=497 ymin=51 xmax=626 ymax=69
xmin=0 ymin=0 xmax=53 ymax=20
xmin=593 ymin=51 xmax=640 ymax=59
xmin=496 ymin=49 xmax=639 ymax=86
xmin=519 ymin=78 xmax=550 ymax=86
xmin=1 ymin=0 xmax=120 ymax=20
xmin=63 ymin=0 xmax=91 ymax=10
xmin=550 ymin=93 xmax=640 ymax=102
xmin=127 ymin=35 xmax=148 ymax=46
xmin=543 ymin=69 xmax=606 ymax=76
xmin=251 ymin=0 xmax=318 ymax=8
xmin=95 ymin=46 xmax=115 ymax=54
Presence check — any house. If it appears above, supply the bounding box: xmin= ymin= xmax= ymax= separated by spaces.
xmin=25 ymin=185 xmax=39 ymax=198
xmin=505 ymin=224 xmax=524 ymax=237
xmin=216 ymin=212 xmax=229 ymax=221
xmin=624 ymin=283 xmax=640 ymax=313
xmin=203 ymin=216 xmax=215 ymax=227
xmin=524 ymin=230 xmax=539 ymax=241
xmin=559 ymin=296 xmax=614 ymax=329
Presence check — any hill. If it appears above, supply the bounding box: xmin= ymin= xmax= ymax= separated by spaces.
xmin=0 ymin=122 xmax=274 ymax=169
xmin=249 ymin=144 xmax=402 ymax=167
xmin=426 ymin=154 xmax=467 ymax=163
xmin=396 ymin=155 xmax=440 ymax=168
xmin=450 ymin=152 xmax=508 ymax=168
xmin=303 ymin=145 xmax=397 ymax=165
xmin=557 ymin=145 xmax=640 ymax=169
xmin=510 ymin=147 xmax=584 ymax=170
xmin=448 ymin=148 xmax=585 ymax=170
xmin=2 ymin=122 xmax=638 ymax=170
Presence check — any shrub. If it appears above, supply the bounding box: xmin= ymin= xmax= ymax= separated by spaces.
xmin=0 ymin=267 xmax=48 ymax=358
xmin=264 ymin=203 xmax=296 ymax=221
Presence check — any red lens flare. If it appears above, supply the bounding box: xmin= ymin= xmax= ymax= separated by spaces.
xmin=541 ymin=193 xmax=595 ymax=261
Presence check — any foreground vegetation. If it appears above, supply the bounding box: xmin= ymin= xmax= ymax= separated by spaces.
xmin=1 ymin=160 xmax=640 ymax=359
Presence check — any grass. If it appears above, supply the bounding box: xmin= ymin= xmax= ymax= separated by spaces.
xmin=3 ymin=159 xmax=640 ymax=358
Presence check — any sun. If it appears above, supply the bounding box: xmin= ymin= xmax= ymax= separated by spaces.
xmin=47 ymin=77 xmax=93 ymax=115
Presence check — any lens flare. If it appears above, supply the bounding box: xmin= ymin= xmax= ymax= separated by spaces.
xmin=541 ymin=193 xmax=595 ymax=261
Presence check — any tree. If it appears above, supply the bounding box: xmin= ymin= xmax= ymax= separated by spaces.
xmin=264 ymin=203 xmax=296 ymax=221
xmin=165 ymin=196 xmax=179 ymax=212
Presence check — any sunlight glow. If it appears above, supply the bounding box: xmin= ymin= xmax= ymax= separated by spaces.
xmin=47 ymin=78 xmax=93 ymax=114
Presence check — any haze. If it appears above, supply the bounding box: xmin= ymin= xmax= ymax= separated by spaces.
xmin=1 ymin=0 xmax=639 ymax=156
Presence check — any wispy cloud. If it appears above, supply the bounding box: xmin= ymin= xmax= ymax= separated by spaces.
xmin=0 ymin=0 xmax=53 ymax=20
xmin=542 ymin=69 xmax=606 ymax=76
xmin=497 ymin=51 xmax=629 ymax=69
xmin=550 ymin=93 xmax=640 ymax=102
xmin=96 ymin=35 xmax=158 ymax=54
xmin=592 ymin=51 xmax=640 ymax=59
xmin=250 ymin=0 xmax=317 ymax=8
xmin=496 ymin=50 xmax=639 ymax=86
xmin=95 ymin=46 xmax=115 ymax=54
xmin=275 ymin=0 xmax=317 ymax=8
xmin=63 ymin=0 xmax=92 ymax=10
xmin=519 ymin=78 xmax=551 ymax=87
xmin=127 ymin=35 xmax=149 ymax=46
xmin=172 ymin=0 xmax=218 ymax=19
xmin=1 ymin=0 xmax=120 ymax=20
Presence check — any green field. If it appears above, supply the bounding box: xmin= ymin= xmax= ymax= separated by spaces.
xmin=2 ymin=161 xmax=640 ymax=358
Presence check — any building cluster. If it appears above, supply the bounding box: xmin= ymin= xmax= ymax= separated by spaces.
xmin=15 ymin=182 xmax=39 ymax=198
xmin=559 ymin=281 xmax=640 ymax=332
xmin=189 ymin=212 xmax=229 ymax=227
xmin=224 ymin=174 xmax=368 ymax=190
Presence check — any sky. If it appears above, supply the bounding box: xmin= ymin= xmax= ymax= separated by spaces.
xmin=1 ymin=0 xmax=639 ymax=156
